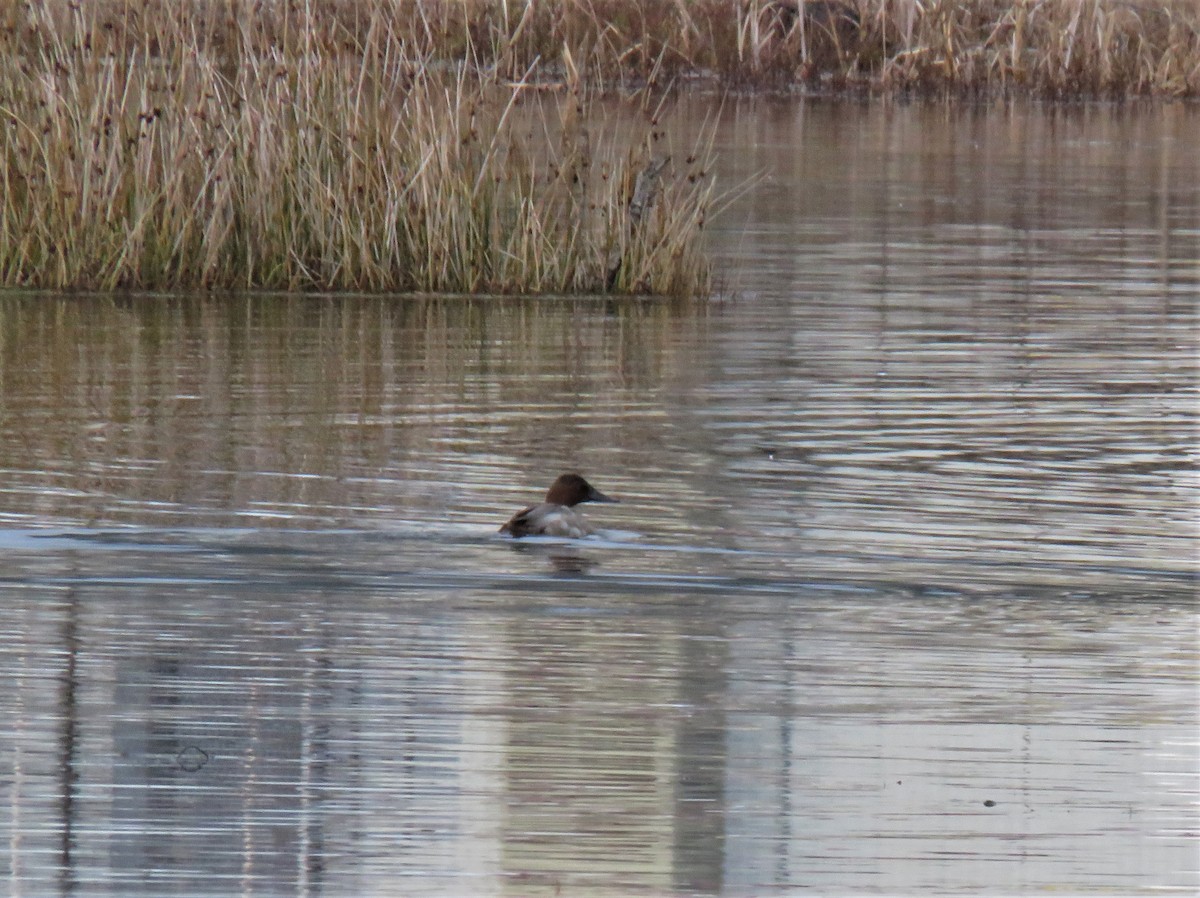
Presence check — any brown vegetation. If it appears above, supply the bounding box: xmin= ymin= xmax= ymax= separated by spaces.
xmin=427 ymin=0 xmax=1199 ymax=96
xmin=0 ymin=1 xmax=718 ymax=293
xmin=1 ymin=0 xmax=1193 ymax=294
xmin=35 ymin=0 xmax=1185 ymax=97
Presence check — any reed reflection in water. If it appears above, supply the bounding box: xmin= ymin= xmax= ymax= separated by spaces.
xmin=4 ymin=541 xmax=1196 ymax=896
xmin=1 ymin=99 xmax=1198 ymax=895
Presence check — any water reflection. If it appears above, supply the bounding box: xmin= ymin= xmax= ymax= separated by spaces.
xmin=0 ymin=294 xmax=713 ymax=534
xmin=3 ymin=543 xmax=1196 ymax=895
xmin=1 ymin=99 xmax=1197 ymax=895
xmin=0 ymin=289 xmax=1191 ymax=592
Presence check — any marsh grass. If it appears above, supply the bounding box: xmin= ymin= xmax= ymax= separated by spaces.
xmin=3 ymin=1 xmax=1193 ymax=293
xmin=0 ymin=1 xmax=718 ymax=293
xmin=390 ymin=0 xmax=1198 ymax=96
xmin=40 ymin=1 xmax=1188 ymax=97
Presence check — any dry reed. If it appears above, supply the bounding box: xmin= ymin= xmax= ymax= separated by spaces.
xmin=72 ymin=0 xmax=1180 ymax=98
xmin=3 ymin=1 xmax=1193 ymax=293
xmin=0 ymin=1 xmax=718 ymax=293
xmin=319 ymin=0 xmax=1199 ymax=96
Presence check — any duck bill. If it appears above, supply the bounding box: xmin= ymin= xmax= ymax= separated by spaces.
xmin=587 ymin=487 xmax=619 ymax=504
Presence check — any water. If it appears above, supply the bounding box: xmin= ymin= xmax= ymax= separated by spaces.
xmin=2 ymin=100 xmax=1197 ymax=895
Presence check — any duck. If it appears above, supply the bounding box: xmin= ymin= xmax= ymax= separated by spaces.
xmin=499 ymin=473 xmax=618 ymax=538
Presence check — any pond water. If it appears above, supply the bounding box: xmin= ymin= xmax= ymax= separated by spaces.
xmin=1 ymin=100 xmax=1197 ymax=895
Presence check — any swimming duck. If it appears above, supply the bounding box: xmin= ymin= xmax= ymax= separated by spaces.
xmin=499 ymin=473 xmax=618 ymax=538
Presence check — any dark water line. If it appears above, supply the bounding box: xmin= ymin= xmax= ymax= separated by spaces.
xmin=57 ymin=586 xmax=80 ymax=898
xmin=12 ymin=559 xmax=1199 ymax=604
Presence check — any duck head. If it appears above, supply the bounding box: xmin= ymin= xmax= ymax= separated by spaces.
xmin=545 ymin=473 xmax=619 ymax=507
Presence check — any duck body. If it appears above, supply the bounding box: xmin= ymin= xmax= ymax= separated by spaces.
xmin=500 ymin=473 xmax=618 ymax=539
xmin=501 ymin=503 xmax=597 ymax=539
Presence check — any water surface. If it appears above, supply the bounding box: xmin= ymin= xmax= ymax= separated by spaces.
xmin=1 ymin=100 xmax=1197 ymax=895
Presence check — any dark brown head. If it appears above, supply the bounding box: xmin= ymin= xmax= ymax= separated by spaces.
xmin=544 ymin=473 xmax=618 ymax=507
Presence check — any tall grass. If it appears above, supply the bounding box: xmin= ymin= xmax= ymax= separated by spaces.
xmin=0 ymin=1 xmax=717 ymax=293
xmin=396 ymin=0 xmax=1199 ymax=96
xmin=860 ymin=0 xmax=1200 ymax=96
xmin=3 ymin=1 xmax=1192 ymax=293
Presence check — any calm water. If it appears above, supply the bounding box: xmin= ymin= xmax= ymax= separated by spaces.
xmin=1 ymin=101 xmax=1197 ymax=895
